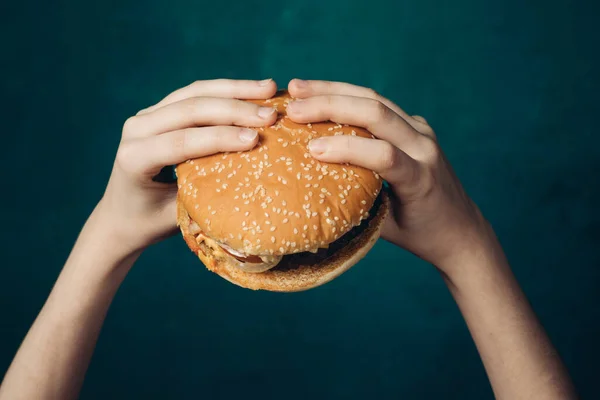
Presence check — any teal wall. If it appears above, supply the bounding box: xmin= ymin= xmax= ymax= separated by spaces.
xmin=1 ymin=0 xmax=598 ymax=398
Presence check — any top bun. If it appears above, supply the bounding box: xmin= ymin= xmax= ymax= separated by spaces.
xmin=175 ymin=90 xmax=382 ymax=257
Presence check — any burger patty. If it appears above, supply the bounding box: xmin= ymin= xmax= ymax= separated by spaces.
xmin=183 ymin=192 xmax=383 ymax=273
xmin=268 ymin=192 xmax=382 ymax=272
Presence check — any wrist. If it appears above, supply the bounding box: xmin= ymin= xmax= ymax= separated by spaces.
xmin=436 ymin=219 xmax=508 ymax=285
xmin=70 ymin=204 xmax=143 ymax=277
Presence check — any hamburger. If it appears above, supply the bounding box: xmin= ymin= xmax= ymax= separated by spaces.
xmin=175 ymin=90 xmax=390 ymax=292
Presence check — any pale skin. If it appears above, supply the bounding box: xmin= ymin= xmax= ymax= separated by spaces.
xmin=0 ymin=79 xmax=577 ymax=399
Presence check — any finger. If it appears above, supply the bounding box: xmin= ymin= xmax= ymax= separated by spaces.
xmin=287 ymin=94 xmax=426 ymax=157
xmin=307 ymin=135 xmax=421 ymax=196
xmin=123 ymin=97 xmax=278 ymax=139
xmin=288 ymin=78 xmax=415 ymax=124
xmin=138 ymin=78 xmax=277 ymax=115
xmin=117 ymin=126 xmax=259 ymax=176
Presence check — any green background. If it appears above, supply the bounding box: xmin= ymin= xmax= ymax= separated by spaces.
xmin=1 ymin=0 xmax=598 ymax=398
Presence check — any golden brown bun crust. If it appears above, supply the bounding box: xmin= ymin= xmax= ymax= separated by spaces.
xmin=177 ymin=190 xmax=390 ymax=292
xmin=175 ymin=90 xmax=382 ymax=257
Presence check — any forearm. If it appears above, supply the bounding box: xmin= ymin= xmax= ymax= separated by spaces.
xmin=0 ymin=207 xmax=139 ymax=400
xmin=442 ymin=235 xmax=577 ymax=400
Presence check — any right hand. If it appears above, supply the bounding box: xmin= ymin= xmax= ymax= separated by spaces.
xmin=286 ymin=79 xmax=497 ymax=276
xmin=97 ymin=78 xmax=279 ymax=255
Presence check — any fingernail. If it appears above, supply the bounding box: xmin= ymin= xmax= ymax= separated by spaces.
xmin=308 ymin=138 xmax=327 ymax=155
xmin=258 ymin=106 xmax=275 ymax=119
xmin=239 ymin=129 xmax=258 ymax=143
xmin=258 ymin=78 xmax=272 ymax=86
xmin=294 ymin=79 xmax=308 ymax=88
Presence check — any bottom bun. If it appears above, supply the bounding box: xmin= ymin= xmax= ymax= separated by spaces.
xmin=177 ymin=190 xmax=390 ymax=292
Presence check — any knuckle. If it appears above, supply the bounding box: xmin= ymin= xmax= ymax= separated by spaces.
xmin=116 ymin=140 xmax=140 ymax=173
xmin=184 ymin=97 xmax=209 ymax=119
xmin=412 ymin=115 xmax=435 ymax=135
xmin=412 ymin=115 xmax=428 ymax=124
xmin=341 ymin=135 xmax=353 ymax=152
xmin=227 ymin=99 xmax=245 ymax=119
xmin=203 ymin=129 xmax=221 ymax=151
xmin=325 ymin=94 xmax=335 ymax=108
xmin=191 ymin=79 xmax=207 ymax=89
xmin=171 ymin=129 xmax=192 ymax=161
xmin=122 ymin=116 xmax=138 ymax=137
xmin=419 ymin=137 xmax=440 ymax=163
xmin=372 ymin=100 xmax=391 ymax=123
xmin=379 ymin=141 xmax=398 ymax=171
xmin=365 ymin=87 xmax=380 ymax=100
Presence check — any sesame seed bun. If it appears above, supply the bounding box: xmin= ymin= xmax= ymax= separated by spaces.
xmin=177 ymin=190 xmax=389 ymax=291
xmin=175 ymin=90 xmax=386 ymax=291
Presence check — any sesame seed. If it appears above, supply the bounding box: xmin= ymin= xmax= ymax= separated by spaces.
xmin=341 ymin=199 xmax=347 ymax=204
xmin=313 ymin=225 xmax=318 ymax=230
xmin=245 ymin=211 xmax=250 ymax=216
xmin=283 ymin=218 xmax=289 ymax=223
xmin=293 ymin=228 xmax=298 ymax=234
xmin=270 ymin=226 xmax=276 ymax=232
xmin=271 ymin=236 xmax=276 ymax=243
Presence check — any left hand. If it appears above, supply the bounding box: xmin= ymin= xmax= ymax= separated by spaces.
xmin=286 ymin=79 xmax=491 ymax=274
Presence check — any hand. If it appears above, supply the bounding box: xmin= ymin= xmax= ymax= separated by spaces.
xmin=286 ymin=79 xmax=494 ymax=275
xmin=97 ymin=78 xmax=279 ymax=253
